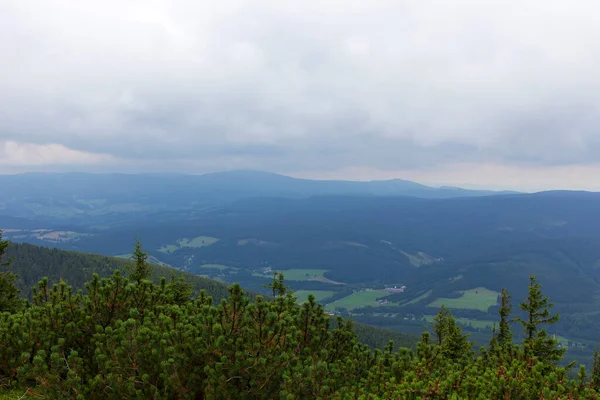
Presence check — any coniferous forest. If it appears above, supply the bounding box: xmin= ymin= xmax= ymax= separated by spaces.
xmin=2 ymin=231 xmax=600 ymax=399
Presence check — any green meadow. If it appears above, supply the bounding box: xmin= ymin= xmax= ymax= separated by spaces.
xmin=293 ymin=290 xmax=335 ymax=304
xmin=428 ymin=287 xmax=499 ymax=312
xmin=325 ymin=290 xmax=392 ymax=311
xmin=158 ymin=236 xmax=219 ymax=253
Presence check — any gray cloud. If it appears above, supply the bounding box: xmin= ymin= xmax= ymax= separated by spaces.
xmin=1 ymin=0 xmax=600 ymax=188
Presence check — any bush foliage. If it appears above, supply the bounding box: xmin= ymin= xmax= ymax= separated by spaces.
xmin=1 ymin=233 xmax=600 ymax=398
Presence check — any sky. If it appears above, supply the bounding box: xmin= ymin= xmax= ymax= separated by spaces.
xmin=1 ymin=1 xmax=600 ymax=191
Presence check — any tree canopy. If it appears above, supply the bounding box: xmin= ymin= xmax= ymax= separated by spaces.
xmin=0 ymin=238 xmax=599 ymax=398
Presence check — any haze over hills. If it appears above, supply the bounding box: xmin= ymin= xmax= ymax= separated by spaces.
xmin=4 ymin=1 xmax=600 ymax=396
xmin=2 ymin=178 xmax=600 ymax=361
xmin=0 ymin=170 xmax=518 ymax=222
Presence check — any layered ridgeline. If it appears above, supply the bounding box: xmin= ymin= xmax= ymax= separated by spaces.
xmin=2 ymin=234 xmax=600 ymax=398
xmin=8 ymin=191 xmax=599 ymax=346
xmin=0 ymin=171 xmax=515 ymax=223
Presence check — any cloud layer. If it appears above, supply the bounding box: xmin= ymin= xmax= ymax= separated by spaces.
xmin=1 ymin=0 xmax=600 ymax=189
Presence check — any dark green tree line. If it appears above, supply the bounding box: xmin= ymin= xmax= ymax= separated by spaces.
xmin=0 ymin=238 xmax=599 ymax=398
xmin=0 ymin=230 xmax=21 ymax=313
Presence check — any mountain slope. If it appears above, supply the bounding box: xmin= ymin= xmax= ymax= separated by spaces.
xmin=5 ymin=242 xmax=232 ymax=302
xmin=3 ymin=242 xmax=418 ymax=350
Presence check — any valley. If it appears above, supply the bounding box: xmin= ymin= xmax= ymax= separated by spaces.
xmin=2 ymin=172 xmax=600 ymax=368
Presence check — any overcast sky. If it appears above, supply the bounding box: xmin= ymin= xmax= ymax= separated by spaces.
xmin=1 ymin=0 xmax=600 ymax=191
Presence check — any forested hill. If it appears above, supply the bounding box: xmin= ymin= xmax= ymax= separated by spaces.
xmin=2 ymin=236 xmax=600 ymax=397
xmin=3 ymin=241 xmax=417 ymax=351
xmin=5 ymin=242 xmax=231 ymax=302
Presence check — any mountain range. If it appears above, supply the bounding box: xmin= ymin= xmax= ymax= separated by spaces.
xmin=0 ymin=170 xmax=517 ymax=223
xmin=1 ymin=170 xmax=599 ymax=362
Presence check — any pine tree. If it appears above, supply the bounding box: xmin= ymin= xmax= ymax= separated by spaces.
xmin=0 ymin=241 xmax=598 ymax=398
xmin=498 ymin=288 xmax=513 ymax=347
xmin=489 ymin=288 xmax=514 ymax=358
xmin=128 ymin=239 xmax=152 ymax=283
xmin=433 ymin=305 xmax=452 ymax=346
xmin=0 ymin=230 xmax=11 ymax=267
xmin=0 ymin=230 xmax=21 ymax=312
xmin=592 ymin=351 xmax=600 ymax=390
xmin=432 ymin=305 xmax=472 ymax=361
xmin=514 ymin=275 xmax=565 ymax=364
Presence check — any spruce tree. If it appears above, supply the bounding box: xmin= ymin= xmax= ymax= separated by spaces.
xmin=0 ymin=265 xmax=597 ymax=398
xmin=0 ymin=230 xmax=10 ymax=267
xmin=592 ymin=351 xmax=600 ymax=390
xmin=0 ymin=230 xmax=21 ymax=312
xmin=489 ymin=288 xmax=514 ymax=358
xmin=432 ymin=305 xmax=471 ymax=361
xmin=498 ymin=288 xmax=513 ymax=347
xmin=433 ymin=305 xmax=452 ymax=346
xmin=514 ymin=275 xmax=565 ymax=364
xmin=128 ymin=239 xmax=152 ymax=283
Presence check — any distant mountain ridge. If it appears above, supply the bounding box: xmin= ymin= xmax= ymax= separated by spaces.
xmin=0 ymin=170 xmax=518 ymax=222
xmin=3 ymin=179 xmax=600 ymax=352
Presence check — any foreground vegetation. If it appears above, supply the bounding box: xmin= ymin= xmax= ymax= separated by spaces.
xmin=2 ymin=232 xmax=600 ymax=398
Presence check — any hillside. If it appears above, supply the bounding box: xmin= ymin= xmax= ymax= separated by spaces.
xmin=2 ymin=241 xmax=417 ymax=351
xmin=4 ymin=242 xmax=231 ymax=302
xmin=1 ymin=235 xmax=598 ymax=398
xmin=4 ymin=190 xmax=600 ymax=350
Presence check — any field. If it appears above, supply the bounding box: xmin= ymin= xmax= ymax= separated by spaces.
xmin=283 ymin=269 xmax=345 ymax=284
xmin=279 ymin=269 xmax=328 ymax=281
xmin=199 ymin=264 xmax=230 ymax=271
xmin=293 ymin=290 xmax=335 ymax=304
xmin=401 ymin=251 xmax=437 ymax=267
xmin=4 ymin=229 xmax=90 ymax=243
xmin=428 ymin=287 xmax=499 ymax=311
xmin=325 ymin=290 xmax=392 ymax=311
xmin=399 ymin=290 xmax=432 ymax=306
xmin=159 ymin=236 xmax=219 ymax=253
xmin=159 ymin=244 xmax=178 ymax=253
xmin=184 ymin=236 xmax=219 ymax=247
xmin=424 ymin=315 xmax=495 ymax=329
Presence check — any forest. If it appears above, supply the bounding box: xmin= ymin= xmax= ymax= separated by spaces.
xmin=0 ymin=237 xmax=416 ymax=353
xmin=2 ymin=231 xmax=600 ymax=398
xmin=5 ymin=184 xmax=600 ymax=350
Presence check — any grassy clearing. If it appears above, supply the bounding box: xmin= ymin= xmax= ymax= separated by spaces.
xmin=159 ymin=245 xmax=179 ymax=253
xmin=253 ymin=269 xmax=344 ymax=285
xmin=280 ymin=269 xmax=345 ymax=285
xmin=199 ymin=264 xmax=231 ymax=271
xmin=424 ymin=315 xmax=495 ymax=329
xmin=280 ymin=269 xmax=328 ymax=281
xmin=159 ymin=236 xmax=219 ymax=253
xmin=428 ymin=287 xmax=499 ymax=311
xmin=294 ymin=290 xmax=335 ymax=304
xmin=184 ymin=236 xmax=219 ymax=247
xmin=401 ymin=251 xmax=437 ymax=267
xmin=325 ymin=290 xmax=391 ymax=311
xmin=36 ymin=230 xmax=90 ymax=242
xmin=399 ymin=290 xmax=432 ymax=306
